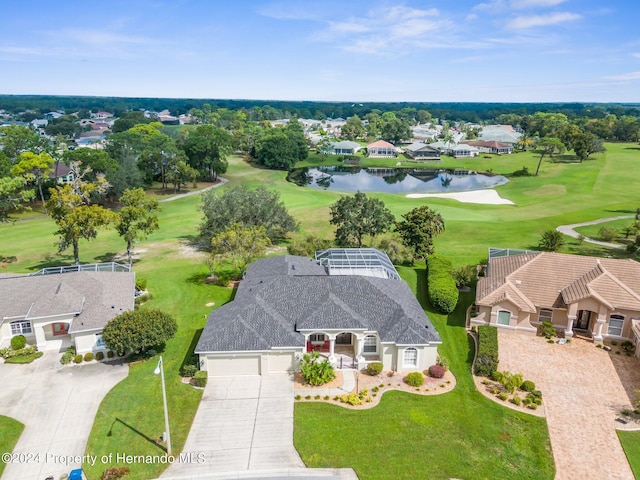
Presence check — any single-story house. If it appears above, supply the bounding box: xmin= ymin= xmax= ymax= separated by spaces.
xmin=472 ymin=250 xmax=640 ymax=356
xmin=464 ymin=140 xmax=513 ymax=155
xmin=0 ymin=264 xmax=135 ymax=355
xmin=331 ymin=140 xmax=362 ymax=155
xmin=404 ymin=142 xmax=441 ymax=161
xmin=478 ymin=125 xmax=522 ymax=145
xmin=367 ymin=140 xmax=396 ymax=157
xmin=451 ymin=144 xmax=479 ymax=158
xmin=196 ymin=249 xmax=442 ymax=376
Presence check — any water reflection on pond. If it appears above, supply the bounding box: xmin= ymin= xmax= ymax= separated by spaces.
xmin=287 ymin=166 xmax=509 ymax=194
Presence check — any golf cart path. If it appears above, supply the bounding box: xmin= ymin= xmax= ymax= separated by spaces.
xmin=159 ymin=177 xmax=228 ymax=203
xmin=556 ymin=215 xmax=634 ymax=250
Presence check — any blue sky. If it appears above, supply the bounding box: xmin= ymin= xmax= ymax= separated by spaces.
xmin=1 ymin=0 xmax=639 ymax=102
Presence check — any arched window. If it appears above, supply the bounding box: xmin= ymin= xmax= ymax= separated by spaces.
xmin=403 ymin=348 xmax=418 ymax=368
xmin=363 ymin=335 xmax=377 ymax=354
xmin=497 ymin=310 xmax=511 ymax=326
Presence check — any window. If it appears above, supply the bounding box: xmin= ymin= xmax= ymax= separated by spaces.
xmin=363 ymin=335 xmax=377 ymax=354
xmin=309 ymin=334 xmax=325 ymax=343
xmin=497 ymin=310 xmax=511 ymax=326
xmin=96 ymin=334 xmax=106 ymax=348
xmin=403 ymin=348 xmax=417 ymax=367
xmin=10 ymin=320 xmax=32 ymax=335
xmin=538 ymin=308 xmax=553 ymax=323
xmin=608 ymin=315 xmax=624 ymax=337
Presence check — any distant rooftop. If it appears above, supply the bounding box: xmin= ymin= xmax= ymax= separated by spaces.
xmin=315 ymin=248 xmax=400 ymax=280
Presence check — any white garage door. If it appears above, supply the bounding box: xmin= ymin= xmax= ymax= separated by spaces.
xmin=207 ymin=355 xmax=261 ymax=376
xmin=267 ymin=352 xmax=295 ymax=373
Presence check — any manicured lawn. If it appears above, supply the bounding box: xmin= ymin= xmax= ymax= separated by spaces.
xmin=0 ymin=415 xmax=24 ymax=477
xmin=618 ymin=430 xmax=640 ymax=479
xmin=574 ymin=217 xmax=637 ymax=245
xmin=294 ymin=267 xmax=555 ymax=480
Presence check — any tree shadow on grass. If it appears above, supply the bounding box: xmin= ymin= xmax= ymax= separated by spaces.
xmin=604 ymin=209 xmax=636 ymax=214
xmin=186 ymin=272 xmax=210 ymax=285
xmin=94 ymin=252 xmax=119 ymax=263
xmin=108 ymin=417 xmax=166 ymax=452
xmin=28 ymin=253 xmax=75 ymax=271
xmin=181 ymin=328 xmax=203 ymax=373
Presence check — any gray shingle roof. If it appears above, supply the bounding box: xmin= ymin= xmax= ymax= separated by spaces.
xmin=0 ymin=271 xmax=135 ymax=333
xmin=196 ymin=256 xmax=440 ymax=353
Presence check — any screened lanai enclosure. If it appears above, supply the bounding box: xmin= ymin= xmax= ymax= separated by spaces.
xmin=315 ymin=248 xmax=400 ymax=280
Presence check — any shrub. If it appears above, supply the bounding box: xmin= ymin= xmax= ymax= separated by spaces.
xmin=107 ymin=350 xmax=115 ymax=358
xmin=95 ymin=351 xmax=105 ymax=361
xmin=528 ymin=403 xmax=538 ymax=410
xmin=314 ymin=394 xmax=320 ymax=400
xmin=181 ymin=364 xmax=198 ymax=377
xmin=324 ymin=395 xmax=330 ymax=400
xmin=300 ymin=351 xmax=335 ymax=386
xmin=102 ymin=308 xmax=177 ymax=355
xmin=135 ymin=278 xmax=148 ymax=291
xmin=490 ymin=370 xmax=504 ymax=383
xmin=428 ymin=364 xmax=446 ymax=379
xmin=340 ymin=393 xmax=362 ymax=406
xmin=305 ymin=395 xmax=311 ymax=400
xmin=366 ymin=362 xmax=383 ymax=376
xmin=500 ymin=371 xmax=523 ymax=394
xmin=539 ymin=321 xmax=556 ymax=339
xmin=193 ymin=370 xmax=207 ymax=387
xmin=436 ymin=355 xmax=450 ymax=371
xmin=474 ymin=326 xmax=498 ymax=376
xmin=60 ymin=351 xmax=74 ymax=365
xmin=134 ymin=292 xmax=154 ymax=306
xmin=84 ymin=352 xmax=94 ymax=362
xmin=4 ymin=351 xmax=43 ymax=364
xmin=452 ymin=265 xmax=476 ymax=289
xmin=427 ymin=256 xmax=459 ymax=314
xmin=74 ymin=354 xmax=83 ymax=364
xmin=598 ymin=226 xmax=618 ymax=242
xmin=404 ymin=371 xmax=424 ymax=387
xmin=101 ymin=466 xmax=131 ymax=480
xmin=520 ymin=380 xmax=536 ymax=392
xmin=511 ymin=396 xmax=522 ymax=406
xmin=498 ymin=392 xmax=509 ymax=401
xmin=621 ymin=340 xmax=634 ymax=352
xmin=10 ymin=335 xmax=27 ymax=350
xmin=295 ymin=395 xmax=301 ymax=401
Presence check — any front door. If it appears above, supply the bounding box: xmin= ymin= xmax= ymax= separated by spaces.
xmin=574 ymin=310 xmax=591 ymax=330
xmin=336 ymin=333 xmax=352 ymax=345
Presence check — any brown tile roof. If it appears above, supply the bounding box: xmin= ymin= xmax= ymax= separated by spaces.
xmin=465 ymin=140 xmax=511 ymax=149
xmin=367 ymin=140 xmax=395 ymax=149
xmin=477 ymin=252 xmax=640 ymax=312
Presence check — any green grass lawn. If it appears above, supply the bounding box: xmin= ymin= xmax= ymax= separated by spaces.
xmin=618 ymin=430 xmax=640 ymax=479
xmin=294 ymin=268 xmax=555 ymax=480
xmin=0 ymin=415 xmax=24 ymax=477
xmin=574 ymin=217 xmax=637 ymax=245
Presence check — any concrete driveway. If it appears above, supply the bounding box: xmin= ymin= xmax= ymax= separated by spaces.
xmin=498 ymin=334 xmax=639 ymax=480
xmin=161 ymin=374 xmax=357 ymax=480
xmin=0 ymin=351 xmax=128 ymax=480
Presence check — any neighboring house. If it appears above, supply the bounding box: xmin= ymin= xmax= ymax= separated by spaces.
xmin=0 ymin=263 xmax=135 ymax=355
xmin=196 ymin=249 xmax=442 ymax=376
xmin=411 ymin=125 xmax=438 ymax=142
xmin=92 ymin=111 xmax=114 ymax=119
xmin=428 ymin=140 xmax=456 ymax=155
xmin=50 ymin=162 xmax=74 ymax=184
xmin=478 ymin=125 xmax=522 ymax=145
xmin=473 ymin=250 xmax=640 ymax=355
xmin=331 ymin=140 xmax=362 ymax=155
xmin=367 ymin=140 xmax=396 ymax=158
xmin=451 ymin=144 xmax=479 ymax=158
xmin=404 ymin=142 xmax=441 ymax=161
xmin=465 ymin=140 xmax=513 ymax=155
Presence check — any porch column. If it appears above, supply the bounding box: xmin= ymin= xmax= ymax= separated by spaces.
xmin=594 ymin=316 xmax=606 ymax=343
xmin=565 ymin=315 xmax=575 ymax=338
xmin=34 ymin=325 xmax=47 ymax=350
xmin=328 ymin=334 xmax=336 ymax=363
xmin=355 ymin=334 xmax=365 ymax=364
xmin=303 ymin=334 xmax=310 ymax=353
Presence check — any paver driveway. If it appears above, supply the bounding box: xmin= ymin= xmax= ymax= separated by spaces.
xmin=498 ymin=333 xmax=639 ymax=480
xmin=0 ymin=350 xmax=127 ymax=480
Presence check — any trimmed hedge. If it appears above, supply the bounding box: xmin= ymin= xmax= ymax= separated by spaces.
xmin=474 ymin=326 xmax=499 ymax=377
xmin=428 ymin=364 xmax=446 ymax=379
xmin=427 ymin=256 xmax=459 ymax=314
xmin=11 ymin=335 xmax=27 ymax=350
xmin=404 ymin=371 xmax=424 ymax=387
xmin=366 ymin=362 xmax=383 ymax=376
xmin=193 ymin=370 xmax=208 ymax=387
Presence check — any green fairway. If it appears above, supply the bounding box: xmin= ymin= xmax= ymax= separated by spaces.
xmin=618 ymin=430 xmax=640 ymax=479
xmin=294 ymin=268 xmax=555 ymax=480
xmin=0 ymin=415 xmax=24 ymax=477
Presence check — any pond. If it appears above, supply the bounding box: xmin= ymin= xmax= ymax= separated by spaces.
xmin=287 ymin=166 xmax=509 ymax=194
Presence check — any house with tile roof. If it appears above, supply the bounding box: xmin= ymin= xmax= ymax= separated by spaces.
xmin=0 ymin=265 xmax=135 ymax=355
xmin=196 ymin=249 xmax=442 ymax=376
xmin=465 ymin=140 xmax=513 ymax=155
xmin=472 ymin=251 xmax=640 ymax=355
xmin=367 ymin=140 xmax=397 ymax=158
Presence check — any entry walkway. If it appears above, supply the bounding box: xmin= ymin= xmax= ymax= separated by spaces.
xmin=161 ymin=374 xmax=358 ymax=479
xmin=498 ymin=333 xmax=637 ymax=480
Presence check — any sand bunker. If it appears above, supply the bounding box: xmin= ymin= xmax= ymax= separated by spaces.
xmin=406 ymin=189 xmax=514 ymax=205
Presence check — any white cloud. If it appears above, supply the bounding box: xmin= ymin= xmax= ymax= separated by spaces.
xmin=506 ymin=12 xmax=581 ymax=29
xmin=475 ymin=0 xmax=568 ymax=11
xmin=632 ymin=53 xmax=640 ymax=59
xmin=606 ymin=71 xmax=640 ymax=81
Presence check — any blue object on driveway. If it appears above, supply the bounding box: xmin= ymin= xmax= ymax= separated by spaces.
xmin=69 ymin=468 xmax=84 ymax=480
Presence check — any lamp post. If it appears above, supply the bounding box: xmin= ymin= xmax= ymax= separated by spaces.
xmin=154 ymin=356 xmax=172 ymax=455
